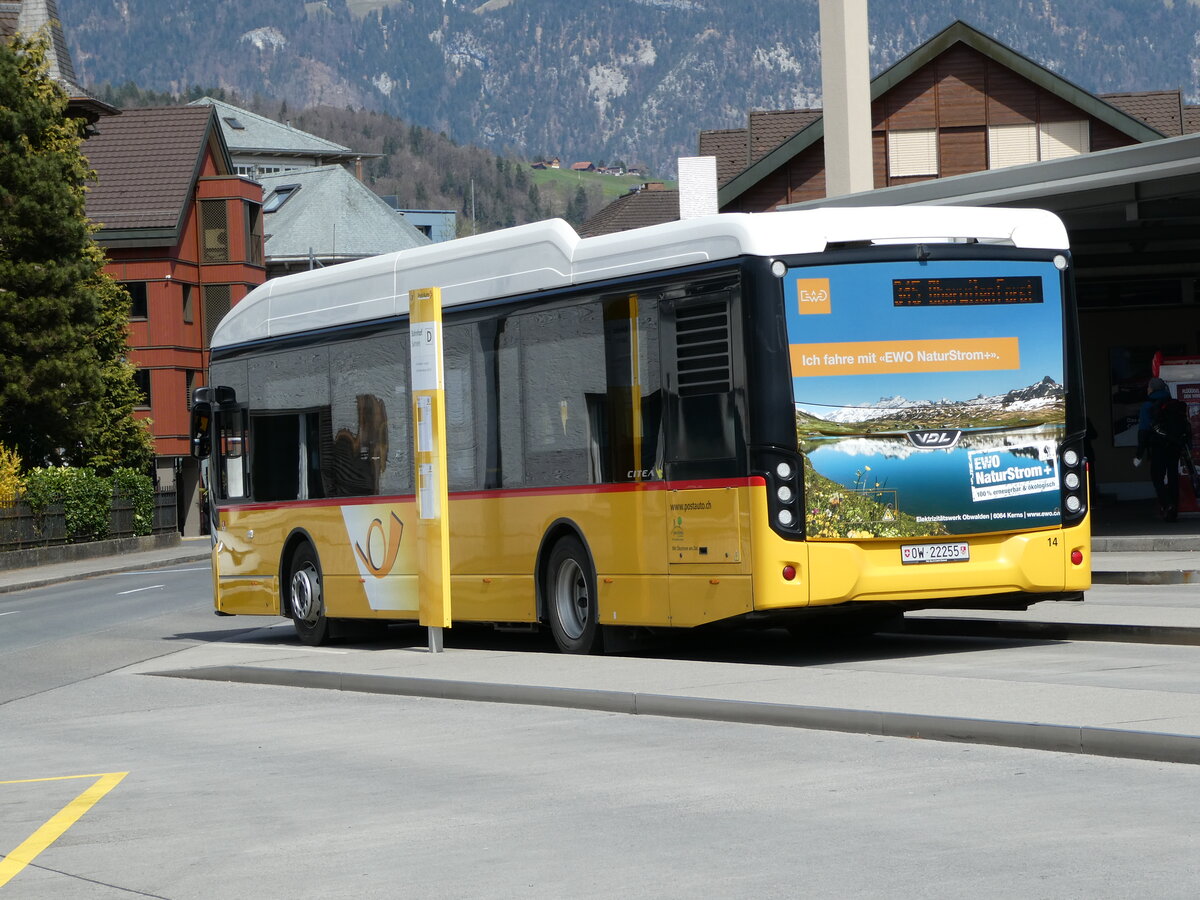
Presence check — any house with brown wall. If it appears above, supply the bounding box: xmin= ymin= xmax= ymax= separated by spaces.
xmin=83 ymin=105 xmax=265 ymax=532
xmin=704 ymin=21 xmax=1176 ymax=213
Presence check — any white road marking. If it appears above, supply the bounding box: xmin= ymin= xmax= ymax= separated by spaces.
xmin=124 ymin=567 xmax=209 ymax=574
xmin=117 ymin=584 xmax=165 ymax=595
xmin=0 ymin=611 xmax=18 ymax=617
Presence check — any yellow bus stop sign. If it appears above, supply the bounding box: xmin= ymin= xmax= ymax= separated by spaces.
xmin=409 ymin=287 xmax=452 ymax=650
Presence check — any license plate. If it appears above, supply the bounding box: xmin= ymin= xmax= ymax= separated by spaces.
xmin=901 ymin=542 xmax=970 ymax=564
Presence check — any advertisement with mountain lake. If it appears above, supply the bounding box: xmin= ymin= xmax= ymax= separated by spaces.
xmin=786 ymin=258 xmax=1066 ymax=539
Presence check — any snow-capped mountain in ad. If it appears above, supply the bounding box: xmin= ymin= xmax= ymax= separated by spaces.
xmin=800 ymin=376 xmax=1064 ymax=424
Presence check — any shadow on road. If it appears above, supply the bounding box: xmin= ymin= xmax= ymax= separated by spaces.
xmin=167 ymin=617 xmax=1059 ymax=668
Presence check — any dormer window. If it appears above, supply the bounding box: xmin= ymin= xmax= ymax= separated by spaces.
xmin=263 ymin=184 xmax=300 ymax=213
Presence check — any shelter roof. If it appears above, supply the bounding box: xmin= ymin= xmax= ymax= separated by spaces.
xmin=781 ymin=129 xmax=1200 ymax=215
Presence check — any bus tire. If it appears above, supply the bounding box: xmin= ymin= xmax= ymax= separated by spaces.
xmin=288 ymin=542 xmax=329 ymax=646
xmin=545 ymin=535 xmax=602 ymax=655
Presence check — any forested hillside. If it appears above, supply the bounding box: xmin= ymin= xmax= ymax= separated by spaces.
xmin=60 ymin=0 xmax=1200 ymax=174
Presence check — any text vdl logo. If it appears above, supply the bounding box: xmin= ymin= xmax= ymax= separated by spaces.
xmin=907 ymin=429 xmax=963 ymax=449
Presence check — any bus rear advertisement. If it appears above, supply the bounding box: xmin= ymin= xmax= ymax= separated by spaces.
xmin=192 ymin=208 xmax=1090 ymax=653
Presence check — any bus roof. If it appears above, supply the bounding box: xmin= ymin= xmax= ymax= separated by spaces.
xmin=212 ymin=207 xmax=1069 ymax=349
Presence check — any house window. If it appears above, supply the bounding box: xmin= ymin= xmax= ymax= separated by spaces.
xmin=263 ymin=184 xmax=299 ymax=213
xmin=245 ymin=202 xmax=264 ymax=266
xmin=887 ymin=128 xmax=939 ymax=177
xmin=1039 ymin=119 xmax=1089 ymax=160
xmin=988 ymin=120 xmax=1089 ymax=169
xmin=204 ymin=284 xmax=232 ymax=343
xmin=121 ymin=282 xmax=148 ymax=319
xmin=182 ymin=283 xmax=194 ymax=324
xmin=200 ymin=199 xmax=229 ymax=263
xmin=132 ymin=369 xmax=151 ymax=408
xmin=988 ymin=124 xmax=1039 ymax=169
xmin=185 ymin=370 xmax=200 ymax=411
xmin=222 ymin=116 xmax=246 ymax=130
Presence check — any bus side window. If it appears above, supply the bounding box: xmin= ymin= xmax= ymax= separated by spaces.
xmin=218 ymin=408 xmax=248 ymax=499
xmin=518 ymin=303 xmax=606 ymax=487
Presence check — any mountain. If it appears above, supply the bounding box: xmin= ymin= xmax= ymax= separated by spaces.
xmin=57 ymin=1 xmax=1200 ymax=174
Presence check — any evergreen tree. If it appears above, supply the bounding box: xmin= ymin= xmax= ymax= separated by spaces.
xmin=565 ymin=185 xmax=588 ymax=226
xmin=0 ymin=36 xmax=153 ymax=472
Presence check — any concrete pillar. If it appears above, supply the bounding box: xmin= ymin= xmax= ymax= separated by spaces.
xmin=819 ymin=0 xmax=874 ymax=198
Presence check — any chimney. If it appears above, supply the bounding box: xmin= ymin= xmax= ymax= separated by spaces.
xmin=355 ymin=156 xmax=363 ymax=181
xmin=676 ymin=156 xmax=718 ymax=218
xmin=819 ymin=0 xmax=873 ymax=198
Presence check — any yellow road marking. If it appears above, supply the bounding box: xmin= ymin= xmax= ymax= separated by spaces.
xmin=0 ymin=772 xmax=128 ymax=889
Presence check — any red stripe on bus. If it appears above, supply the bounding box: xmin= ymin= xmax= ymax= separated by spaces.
xmin=214 ymin=476 xmax=765 ymax=513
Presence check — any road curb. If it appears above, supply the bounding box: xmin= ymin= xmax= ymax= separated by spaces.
xmin=900 ymin=617 xmax=1200 ymax=646
xmin=1092 ymin=570 xmax=1200 ymax=585
xmin=150 ymin=664 xmax=1200 ymax=766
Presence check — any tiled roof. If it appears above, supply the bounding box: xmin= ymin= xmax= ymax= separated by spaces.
xmin=748 ymin=108 xmax=822 ymax=160
xmin=698 ymin=109 xmax=822 ymax=188
xmin=259 ymin=166 xmax=430 ymax=260
xmin=188 ymin=97 xmax=356 ymax=158
xmin=1185 ymin=106 xmax=1200 ymax=134
xmin=1101 ymin=91 xmax=1182 ymax=137
xmin=698 ymin=128 xmax=749 ymax=187
xmin=2 ymin=0 xmax=117 ymax=118
xmin=578 ymin=186 xmax=679 ymax=237
xmin=83 ymin=106 xmax=218 ymax=234
xmin=0 ymin=5 xmax=19 ymax=38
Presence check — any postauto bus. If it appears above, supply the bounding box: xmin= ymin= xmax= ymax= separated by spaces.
xmin=191 ymin=207 xmax=1090 ymax=652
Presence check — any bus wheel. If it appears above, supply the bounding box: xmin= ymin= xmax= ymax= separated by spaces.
xmin=288 ymin=543 xmax=329 ymax=646
xmin=545 ymin=536 xmax=602 ymax=655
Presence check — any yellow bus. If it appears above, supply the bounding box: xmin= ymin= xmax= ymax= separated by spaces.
xmin=191 ymin=208 xmax=1090 ymax=652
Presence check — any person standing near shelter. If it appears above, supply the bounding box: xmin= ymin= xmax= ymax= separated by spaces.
xmin=1134 ymin=376 xmax=1193 ymax=520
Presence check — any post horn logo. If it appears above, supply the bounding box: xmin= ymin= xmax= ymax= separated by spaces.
xmin=354 ymin=511 xmax=404 ymax=578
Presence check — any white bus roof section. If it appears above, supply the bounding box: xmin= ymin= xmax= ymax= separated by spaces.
xmin=211 ymin=207 xmax=1069 ymax=349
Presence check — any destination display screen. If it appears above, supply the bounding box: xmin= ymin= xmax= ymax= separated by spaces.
xmin=893 ymin=276 xmax=1043 ymax=307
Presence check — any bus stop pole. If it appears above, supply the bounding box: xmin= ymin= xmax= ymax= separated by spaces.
xmin=409 ymin=287 xmax=452 ymax=652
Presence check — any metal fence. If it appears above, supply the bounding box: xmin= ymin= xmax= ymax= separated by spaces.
xmin=0 ymin=489 xmax=177 ymax=551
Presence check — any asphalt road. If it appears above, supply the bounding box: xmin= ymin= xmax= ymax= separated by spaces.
xmin=0 ymin=564 xmax=252 ymax=706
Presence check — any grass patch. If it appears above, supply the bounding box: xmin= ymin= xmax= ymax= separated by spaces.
xmin=528 ymin=166 xmax=675 ymax=202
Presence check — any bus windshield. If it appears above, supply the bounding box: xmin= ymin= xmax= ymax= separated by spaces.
xmin=786 ymin=256 xmax=1066 ymax=540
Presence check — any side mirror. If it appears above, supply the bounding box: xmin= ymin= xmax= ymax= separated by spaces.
xmin=190 ymin=401 xmax=212 ymax=459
